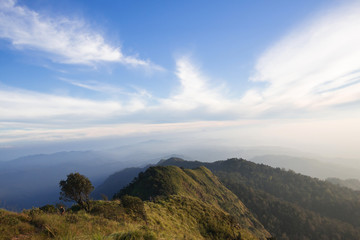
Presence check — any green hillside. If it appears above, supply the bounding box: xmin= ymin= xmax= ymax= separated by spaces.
xmin=164 ymin=158 xmax=360 ymax=239
xmin=98 ymin=157 xmax=360 ymax=239
xmin=115 ymin=165 xmax=271 ymax=239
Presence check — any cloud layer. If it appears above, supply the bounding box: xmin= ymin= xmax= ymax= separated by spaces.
xmin=1 ymin=0 xmax=360 ymax=154
xmin=0 ymin=0 xmax=154 ymax=67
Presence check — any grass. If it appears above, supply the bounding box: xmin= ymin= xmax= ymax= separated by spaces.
xmin=1 ymin=197 xmax=249 ymax=240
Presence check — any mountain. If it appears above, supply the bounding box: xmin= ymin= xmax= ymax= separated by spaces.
xmin=93 ymin=157 xmax=207 ymax=199
xmin=114 ymin=165 xmax=271 ymax=239
xmin=326 ymin=177 xmax=360 ymax=191
xmin=1 ymin=165 xmax=271 ymax=239
xmin=205 ymin=158 xmax=360 ymax=239
xmin=0 ymin=151 xmax=136 ymax=210
xmin=250 ymin=154 xmax=360 ymax=180
xmin=98 ymin=157 xmax=360 ymax=239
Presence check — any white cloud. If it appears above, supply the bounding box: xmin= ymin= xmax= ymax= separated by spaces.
xmin=249 ymin=2 xmax=360 ymax=112
xmin=160 ymin=57 xmax=234 ymax=113
xmin=0 ymin=0 xmax=159 ymax=68
xmin=0 ymin=86 xmax=151 ymax=123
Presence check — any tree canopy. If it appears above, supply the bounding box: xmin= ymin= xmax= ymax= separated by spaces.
xmin=59 ymin=172 xmax=94 ymax=211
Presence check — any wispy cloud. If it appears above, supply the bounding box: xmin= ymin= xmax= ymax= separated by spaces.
xmin=0 ymin=86 xmax=134 ymax=123
xmin=0 ymin=120 xmax=251 ymax=143
xmin=59 ymin=77 xmax=127 ymax=95
xmin=160 ymin=56 xmax=234 ymax=113
xmin=58 ymin=77 xmax=153 ymax=99
xmin=0 ymin=0 xmax=160 ymax=69
xmin=248 ymin=2 xmax=360 ymax=113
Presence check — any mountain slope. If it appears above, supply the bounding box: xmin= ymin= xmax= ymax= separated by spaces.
xmin=99 ymin=157 xmax=360 ymax=239
xmin=206 ymin=158 xmax=360 ymax=227
xmin=114 ymin=165 xmax=271 ymax=239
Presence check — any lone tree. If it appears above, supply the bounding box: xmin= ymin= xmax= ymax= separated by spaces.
xmin=59 ymin=172 xmax=94 ymax=211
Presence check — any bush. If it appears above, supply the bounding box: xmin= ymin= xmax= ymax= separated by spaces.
xmin=69 ymin=204 xmax=82 ymax=213
xmin=0 ymin=214 xmax=20 ymax=226
xmin=39 ymin=204 xmax=58 ymax=213
xmin=199 ymin=217 xmax=235 ymax=240
xmin=121 ymin=195 xmax=147 ymax=221
xmin=90 ymin=201 xmax=124 ymax=221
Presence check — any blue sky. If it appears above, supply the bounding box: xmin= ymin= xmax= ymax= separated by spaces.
xmin=1 ymin=0 xmax=360 ymax=160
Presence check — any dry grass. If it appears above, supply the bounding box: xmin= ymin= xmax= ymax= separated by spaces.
xmin=1 ymin=197 xmax=248 ymax=240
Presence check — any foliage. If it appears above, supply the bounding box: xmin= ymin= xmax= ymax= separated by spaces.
xmin=89 ymin=200 xmax=124 ymax=222
xmin=59 ymin=172 xmax=94 ymax=212
xmin=114 ymin=166 xmax=179 ymax=200
xmin=39 ymin=204 xmax=58 ymax=213
xmin=120 ymin=195 xmax=147 ymax=221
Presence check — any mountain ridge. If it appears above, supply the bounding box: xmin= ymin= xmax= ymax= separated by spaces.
xmin=97 ymin=157 xmax=360 ymax=239
xmin=114 ymin=165 xmax=271 ymax=239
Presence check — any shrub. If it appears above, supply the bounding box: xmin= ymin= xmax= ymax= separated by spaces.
xmin=90 ymin=201 xmax=124 ymax=221
xmin=199 ymin=217 xmax=235 ymax=240
xmin=121 ymin=195 xmax=147 ymax=221
xmin=39 ymin=204 xmax=58 ymax=213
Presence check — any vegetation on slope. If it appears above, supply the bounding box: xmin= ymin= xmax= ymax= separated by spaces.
xmin=206 ymin=159 xmax=360 ymax=227
xmin=0 ymin=201 xmax=155 ymax=240
xmin=147 ymin=157 xmax=360 ymax=239
xmin=96 ymin=157 xmax=360 ymax=239
xmin=114 ymin=165 xmax=271 ymax=239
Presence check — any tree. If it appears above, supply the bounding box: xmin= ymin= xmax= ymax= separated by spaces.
xmin=59 ymin=172 xmax=94 ymax=211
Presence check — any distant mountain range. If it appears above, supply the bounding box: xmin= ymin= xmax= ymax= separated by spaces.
xmin=326 ymin=177 xmax=360 ymax=191
xmin=0 ymin=151 xmax=138 ymax=210
xmin=250 ymin=154 xmax=360 ymax=180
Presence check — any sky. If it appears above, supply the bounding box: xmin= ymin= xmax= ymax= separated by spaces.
xmin=1 ymin=0 xmax=360 ymax=161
